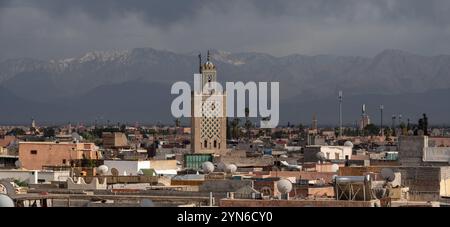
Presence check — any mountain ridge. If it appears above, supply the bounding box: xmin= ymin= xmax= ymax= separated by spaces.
xmin=1 ymin=48 xmax=450 ymax=124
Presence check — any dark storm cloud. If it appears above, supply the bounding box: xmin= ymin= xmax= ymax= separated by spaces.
xmin=8 ymin=0 xmax=450 ymax=26
xmin=2 ymin=0 xmax=450 ymax=60
xmin=13 ymin=0 xmax=210 ymax=27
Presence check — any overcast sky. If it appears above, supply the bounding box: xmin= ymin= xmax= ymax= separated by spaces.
xmin=1 ymin=0 xmax=450 ymax=60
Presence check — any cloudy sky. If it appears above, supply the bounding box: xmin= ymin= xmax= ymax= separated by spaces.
xmin=1 ymin=0 xmax=450 ymax=60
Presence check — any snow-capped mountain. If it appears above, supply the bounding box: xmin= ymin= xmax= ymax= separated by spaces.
xmin=1 ymin=48 xmax=450 ymax=124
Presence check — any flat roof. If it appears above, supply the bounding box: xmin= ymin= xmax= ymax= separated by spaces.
xmin=18 ymin=141 xmax=92 ymax=145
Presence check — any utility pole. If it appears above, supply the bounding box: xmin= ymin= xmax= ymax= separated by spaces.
xmin=392 ymin=115 xmax=396 ymax=136
xmin=338 ymin=91 xmax=343 ymax=138
xmin=380 ymin=105 xmax=384 ymax=136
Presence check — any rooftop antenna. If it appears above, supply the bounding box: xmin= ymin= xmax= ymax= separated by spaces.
xmin=381 ymin=168 xmax=396 ymax=195
xmin=338 ymin=91 xmax=343 ymax=138
xmin=392 ymin=115 xmax=396 ymax=130
xmin=380 ymin=105 xmax=384 ymax=136
xmin=361 ymin=104 xmax=367 ymax=136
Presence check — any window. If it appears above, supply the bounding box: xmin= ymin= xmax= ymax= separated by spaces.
xmin=204 ymin=140 xmax=208 ymax=148
xmin=30 ymin=150 xmax=37 ymax=155
xmin=335 ymin=152 xmax=340 ymax=159
xmin=214 ymin=140 xmax=217 ymax=148
xmin=62 ymin=159 xmax=67 ymax=165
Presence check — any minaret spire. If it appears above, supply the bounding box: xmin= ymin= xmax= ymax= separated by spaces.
xmin=207 ymin=50 xmax=210 ymax=62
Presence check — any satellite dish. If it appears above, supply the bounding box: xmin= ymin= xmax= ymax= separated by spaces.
xmin=225 ymin=164 xmax=237 ymax=174
xmin=316 ymin=152 xmax=326 ymax=161
xmin=381 ymin=168 xmax=395 ymax=182
xmin=14 ymin=160 xmax=22 ymax=169
xmin=276 ymin=179 xmax=293 ymax=194
xmin=218 ymin=162 xmax=227 ymax=171
xmin=344 ymin=141 xmax=354 ymax=148
xmin=0 ymin=194 xmax=14 ymax=207
xmin=201 ymin=162 xmax=215 ymax=174
xmin=111 ymin=168 xmax=119 ymax=176
xmin=97 ymin=165 xmax=109 ymax=175
xmin=331 ymin=164 xmax=339 ymax=172
xmin=140 ymin=199 xmax=155 ymax=207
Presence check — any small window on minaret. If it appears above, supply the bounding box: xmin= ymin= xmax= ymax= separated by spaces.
xmin=214 ymin=140 xmax=217 ymax=148
xmin=204 ymin=140 xmax=208 ymax=148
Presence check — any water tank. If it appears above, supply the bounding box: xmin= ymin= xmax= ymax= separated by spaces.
xmin=97 ymin=165 xmax=109 ymax=175
xmin=334 ymin=175 xmax=370 ymax=184
xmin=202 ymin=162 xmax=215 ymax=174
xmin=0 ymin=194 xmax=14 ymax=207
xmin=277 ymin=179 xmax=293 ymax=194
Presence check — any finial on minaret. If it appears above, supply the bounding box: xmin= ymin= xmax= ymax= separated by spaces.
xmin=207 ymin=50 xmax=210 ymax=62
xmin=198 ymin=52 xmax=202 ymax=73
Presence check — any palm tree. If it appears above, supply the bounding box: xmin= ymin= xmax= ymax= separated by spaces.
xmin=298 ymin=124 xmax=305 ymax=139
xmin=231 ymin=118 xmax=241 ymax=140
xmin=244 ymin=107 xmax=253 ymax=140
xmin=174 ymin=118 xmax=181 ymax=128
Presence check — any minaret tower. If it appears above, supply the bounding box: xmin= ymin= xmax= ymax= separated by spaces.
xmin=191 ymin=50 xmax=227 ymax=154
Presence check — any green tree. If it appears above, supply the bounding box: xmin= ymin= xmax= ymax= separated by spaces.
xmin=43 ymin=127 xmax=56 ymax=138
xmin=231 ymin=118 xmax=241 ymax=139
xmin=364 ymin=124 xmax=380 ymax=136
xmin=8 ymin=128 xmax=25 ymax=136
xmin=120 ymin=124 xmax=127 ymax=132
xmin=385 ymin=127 xmax=393 ymax=137
xmin=298 ymin=124 xmax=305 ymax=139
xmin=244 ymin=108 xmax=253 ymax=140
xmin=174 ymin=118 xmax=181 ymax=128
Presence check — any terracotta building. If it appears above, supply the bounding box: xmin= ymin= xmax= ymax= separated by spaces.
xmin=102 ymin=132 xmax=129 ymax=149
xmin=18 ymin=141 xmax=100 ymax=170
